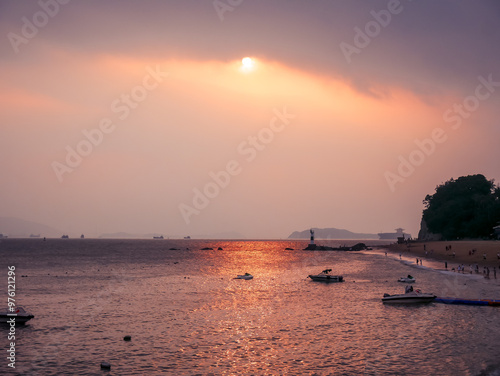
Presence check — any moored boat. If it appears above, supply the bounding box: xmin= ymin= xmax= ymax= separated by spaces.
xmin=382 ymin=290 xmax=436 ymax=304
xmin=0 ymin=307 xmax=34 ymax=324
xmin=235 ymin=273 xmax=253 ymax=280
xmin=308 ymin=269 xmax=344 ymax=283
xmin=398 ymin=275 xmax=416 ymax=283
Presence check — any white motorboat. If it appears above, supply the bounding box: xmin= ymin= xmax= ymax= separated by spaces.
xmin=0 ymin=307 xmax=34 ymax=324
xmin=382 ymin=290 xmax=436 ymax=304
xmin=398 ymin=275 xmax=416 ymax=283
xmin=235 ymin=273 xmax=253 ymax=280
xmin=308 ymin=269 xmax=344 ymax=283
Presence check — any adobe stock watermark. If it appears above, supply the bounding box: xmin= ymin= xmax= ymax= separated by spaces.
xmin=384 ymin=74 xmax=500 ymax=192
xmin=51 ymin=65 xmax=168 ymax=183
xmin=7 ymin=0 xmax=71 ymax=54
xmin=179 ymin=107 xmax=296 ymax=224
xmin=213 ymin=0 xmax=243 ymax=22
xmin=340 ymin=0 xmax=410 ymax=64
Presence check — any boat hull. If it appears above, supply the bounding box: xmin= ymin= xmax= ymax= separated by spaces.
xmin=0 ymin=315 xmax=34 ymax=324
xmin=308 ymin=275 xmax=344 ymax=283
xmin=382 ymin=292 xmax=436 ymax=304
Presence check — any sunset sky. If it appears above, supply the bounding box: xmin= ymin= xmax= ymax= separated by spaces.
xmin=1 ymin=0 xmax=499 ymax=238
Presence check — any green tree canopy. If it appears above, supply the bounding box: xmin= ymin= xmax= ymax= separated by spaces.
xmin=422 ymin=174 xmax=500 ymax=239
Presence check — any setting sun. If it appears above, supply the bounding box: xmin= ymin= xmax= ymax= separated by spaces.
xmin=241 ymin=57 xmax=256 ymax=72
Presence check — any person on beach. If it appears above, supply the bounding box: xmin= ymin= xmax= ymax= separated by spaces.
xmin=445 ymin=261 xmax=447 ymax=269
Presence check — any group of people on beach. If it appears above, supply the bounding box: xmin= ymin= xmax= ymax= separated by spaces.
xmin=450 ymin=263 xmax=497 ymax=279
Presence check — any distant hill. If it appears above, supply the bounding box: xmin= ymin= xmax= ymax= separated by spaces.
xmin=288 ymin=227 xmax=378 ymax=240
xmin=0 ymin=217 xmax=62 ymax=237
xmin=98 ymin=231 xmax=246 ymax=239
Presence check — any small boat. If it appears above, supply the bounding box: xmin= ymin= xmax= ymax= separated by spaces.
xmin=382 ymin=289 xmax=436 ymax=304
xmin=308 ymin=269 xmax=344 ymax=283
xmin=0 ymin=307 xmax=35 ymax=324
xmin=235 ymin=273 xmax=253 ymax=280
xmin=398 ymin=275 xmax=416 ymax=283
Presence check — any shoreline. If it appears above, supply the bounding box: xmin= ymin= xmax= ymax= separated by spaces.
xmin=381 ymin=240 xmax=500 ymax=270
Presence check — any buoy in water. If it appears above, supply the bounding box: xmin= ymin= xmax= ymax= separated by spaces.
xmin=124 ymin=335 xmax=131 ymax=341
xmin=100 ymin=361 xmax=111 ymax=369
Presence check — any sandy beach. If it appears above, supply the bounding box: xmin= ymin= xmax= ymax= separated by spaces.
xmin=385 ymin=240 xmax=500 ymax=269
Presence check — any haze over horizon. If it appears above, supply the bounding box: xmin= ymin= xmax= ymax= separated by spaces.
xmin=1 ymin=1 xmax=500 ymax=239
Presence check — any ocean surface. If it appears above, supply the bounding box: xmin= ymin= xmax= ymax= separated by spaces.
xmin=1 ymin=238 xmax=499 ymax=376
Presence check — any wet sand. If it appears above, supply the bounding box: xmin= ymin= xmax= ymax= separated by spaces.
xmin=385 ymin=240 xmax=500 ymax=269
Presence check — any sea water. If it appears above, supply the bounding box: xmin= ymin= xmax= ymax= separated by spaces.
xmin=1 ymin=239 xmax=499 ymax=376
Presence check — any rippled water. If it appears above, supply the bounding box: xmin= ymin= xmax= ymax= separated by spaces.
xmin=1 ymin=239 xmax=499 ymax=375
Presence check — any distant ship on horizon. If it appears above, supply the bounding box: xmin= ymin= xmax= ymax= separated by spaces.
xmin=378 ymin=228 xmax=410 ymax=240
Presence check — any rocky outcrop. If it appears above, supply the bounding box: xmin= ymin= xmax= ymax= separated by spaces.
xmin=304 ymin=242 xmax=367 ymax=251
xmin=417 ymin=218 xmax=442 ymax=241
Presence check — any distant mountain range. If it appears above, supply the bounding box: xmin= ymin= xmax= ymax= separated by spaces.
xmin=98 ymin=232 xmax=246 ymax=239
xmin=288 ymin=227 xmax=378 ymax=240
xmin=0 ymin=217 xmax=246 ymax=239
xmin=0 ymin=217 xmax=62 ymax=237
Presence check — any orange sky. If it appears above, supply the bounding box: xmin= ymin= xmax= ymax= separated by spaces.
xmin=1 ymin=1 xmax=499 ymax=238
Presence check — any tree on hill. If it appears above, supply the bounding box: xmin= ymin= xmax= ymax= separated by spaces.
xmin=422 ymin=174 xmax=500 ymax=239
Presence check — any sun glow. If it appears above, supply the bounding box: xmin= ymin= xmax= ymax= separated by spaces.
xmin=240 ymin=57 xmax=256 ymax=72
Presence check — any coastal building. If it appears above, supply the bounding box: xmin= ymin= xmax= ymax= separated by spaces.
xmin=378 ymin=228 xmax=411 ymax=240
